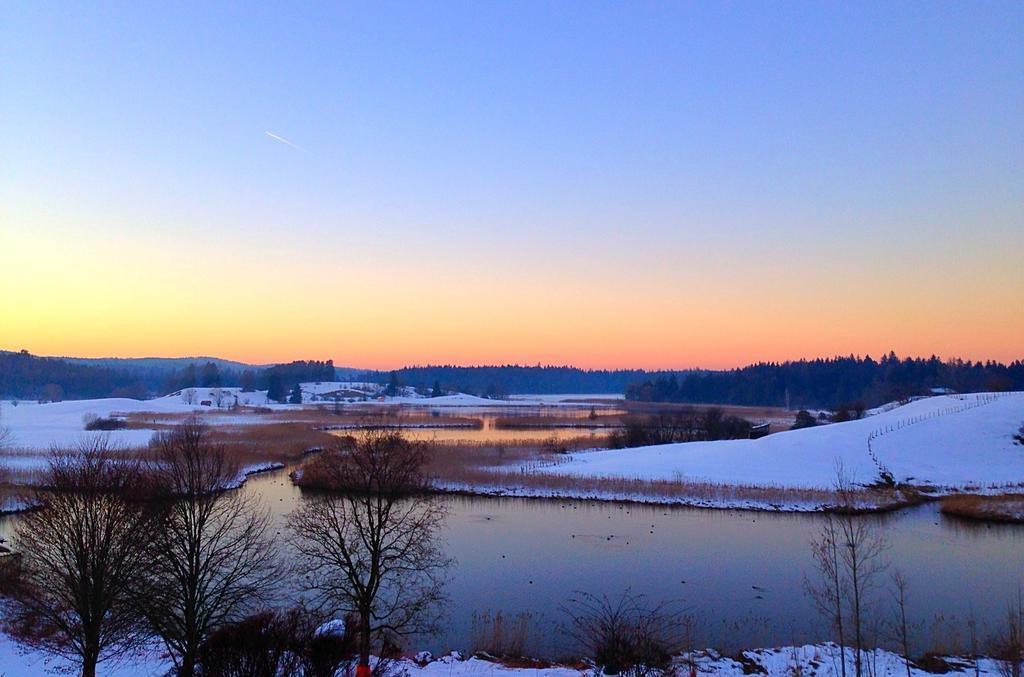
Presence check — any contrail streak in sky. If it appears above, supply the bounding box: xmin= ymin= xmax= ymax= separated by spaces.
xmin=265 ymin=131 xmax=304 ymax=151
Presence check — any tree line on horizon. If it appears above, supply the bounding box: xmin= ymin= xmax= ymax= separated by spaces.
xmin=0 ymin=350 xmax=334 ymax=402
xmin=625 ymin=354 xmax=1024 ymax=409
xmin=2 ymin=350 xmax=1022 ymax=409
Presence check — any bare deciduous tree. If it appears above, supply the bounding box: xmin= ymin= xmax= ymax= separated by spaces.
xmin=139 ymin=421 xmax=281 ymax=677
xmin=806 ymin=461 xmax=889 ymax=677
xmin=836 ymin=480 xmax=889 ymax=677
xmin=806 ymin=515 xmax=848 ymax=677
xmin=288 ymin=428 xmax=451 ymax=676
xmin=890 ymin=571 xmax=912 ymax=677
xmin=3 ymin=439 xmax=152 ymax=677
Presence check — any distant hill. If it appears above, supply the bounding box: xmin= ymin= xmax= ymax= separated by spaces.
xmin=60 ymin=356 xmax=264 ymax=372
xmin=0 ymin=350 xmax=149 ymax=400
xmin=334 ymin=366 xmax=370 ymax=380
xmin=0 ymin=351 xmax=347 ymax=401
xmin=351 ymin=365 xmax=672 ymax=397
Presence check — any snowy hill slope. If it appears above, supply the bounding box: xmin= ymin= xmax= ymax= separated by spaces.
xmin=533 ymin=393 xmax=1024 ymax=490
xmin=1 ymin=397 xmax=199 ymax=449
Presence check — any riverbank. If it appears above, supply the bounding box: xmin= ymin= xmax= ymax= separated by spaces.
xmin=0 ymin=461 xmax=285 ymax=517
xmin=433 ymin=477 xmax=930 ymax=513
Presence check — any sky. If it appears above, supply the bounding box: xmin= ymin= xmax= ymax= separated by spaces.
xmin=1 ymin=2 xmax=1022 ymax=370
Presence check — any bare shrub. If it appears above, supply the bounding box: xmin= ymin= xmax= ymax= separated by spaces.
xmin=197 ymin=611 xmax=297 ymax=677
xmin=197 ymin=607 xmax=356 ymax=677
xmin=990 ymin=593 xmax=1024 ymax=677
xmin=563 ymin=590 xmax=686 ymax=676
xmin=83 ymin=415 xmax=127 ymax=431
xmin=0 ymin=407 xmax=11 ymax=449
xmin=3 ymin=439 xmax=154 ymax=677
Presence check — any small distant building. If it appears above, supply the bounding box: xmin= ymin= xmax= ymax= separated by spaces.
xmin=749 ymin=422 xmax=771 ymax=439
xmin=200 ymin=400 xmax=212 ymax=406
xmin=929 ymin=387 xmax=957 ymax=395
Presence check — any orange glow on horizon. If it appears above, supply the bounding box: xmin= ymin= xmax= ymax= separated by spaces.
xmin=3 ymin=211 xmax=1021 ymax=371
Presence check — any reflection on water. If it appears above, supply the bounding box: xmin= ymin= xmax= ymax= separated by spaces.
xmin=3 ymin=468 xmax=1021 ymax=658
xmin=242 ymin=469 xmax=1024 ymax=658
xmin=330 ymin=414 xmax=614 ymax=444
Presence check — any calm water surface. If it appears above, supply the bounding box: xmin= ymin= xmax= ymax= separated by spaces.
xmin=245 ymin=469 xmax=1024 ymax=658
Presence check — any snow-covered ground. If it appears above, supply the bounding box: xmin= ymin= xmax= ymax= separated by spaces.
xmin=0 ymin=639 xmax=1012 ymax=677
xmin=6 ymin=391 xmax=1022 ymax=511
xmin=0 ymin=389 xmax=288 ymax=451
xmin=508 ymin=394 xmax=623 ymax=403
xmin=0 ymin=386 xmax=598 ymax=455
xmin=0 ymin=397 xmax=192 ymax=450
xmin=532 ymin=393 xmax=1024 ymax=491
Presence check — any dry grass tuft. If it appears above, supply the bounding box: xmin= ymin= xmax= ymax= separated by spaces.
xmin=940 ymin=494 xmax=1024 ymax=524
xmin=471 ymin=610 xmax=537 ymax=659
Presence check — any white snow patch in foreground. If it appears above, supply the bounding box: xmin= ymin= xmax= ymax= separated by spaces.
xmin=0 ymin=639 xmax=1012 ymax=677
xmin=533 ymin=393 xmax=1024 ymax=490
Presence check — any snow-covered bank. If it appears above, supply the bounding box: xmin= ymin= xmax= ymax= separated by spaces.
xmin=533 ymin=393 xmax=1024 ymax=491
xmin=434 ymin=479 xmax=839 ymax=512
xmin=0 ymin=461 xmax=285 ymax=515
xmin=0 ymin=639 xmax=1014 ymax=677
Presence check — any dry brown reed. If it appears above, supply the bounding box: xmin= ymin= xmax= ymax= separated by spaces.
xmin=940 ymin=494 xmax=1024 ymax=524
xmin=492 ymin=414 xmax=624 ymax=429
xmin=193 ymin=423 xmax=339 ymax=465
xmin=122 ymin=408 xmax=480 ymax=431
xmin=470 ymin=610 xmax=537 ymax=658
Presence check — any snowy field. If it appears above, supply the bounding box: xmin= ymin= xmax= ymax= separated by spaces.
xmin=0 ymin=385 xmax=586 ymax=453
xmin=532 ymin=393 xmax=1024 ymax=490
xmin=0 ymin=638 xmax=1014 ymax=677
